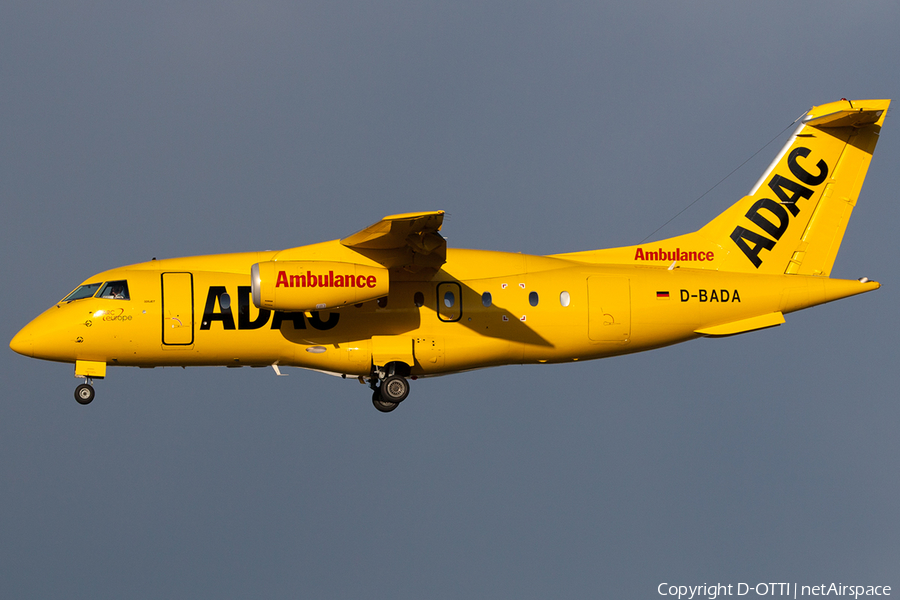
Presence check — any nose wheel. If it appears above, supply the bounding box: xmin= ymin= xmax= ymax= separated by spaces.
xmin=75 ymin=382 xmax=95 ymax=405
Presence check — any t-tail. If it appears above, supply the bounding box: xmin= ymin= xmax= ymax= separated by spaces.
xmin=568 ymin=99 xmax=890 ymax=276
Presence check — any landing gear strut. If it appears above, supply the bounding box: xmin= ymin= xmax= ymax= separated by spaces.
xmin=75 ymin=379 xmax=95 ymax=405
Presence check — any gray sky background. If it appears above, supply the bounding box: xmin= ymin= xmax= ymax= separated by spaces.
xmin=3 ymin=2 xmax=899 ymax=598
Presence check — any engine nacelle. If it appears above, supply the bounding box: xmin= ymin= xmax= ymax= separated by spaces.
xmin=251 ymin=260 xmax=389 ymax=311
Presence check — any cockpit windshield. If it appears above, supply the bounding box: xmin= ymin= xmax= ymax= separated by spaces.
xmin=99 ymin=280 xmax=130 ymax=300
xmin=62 ymin=283 xmax=103 ymax=302
xmin=61 ymin=280 xmax=130 ymax=302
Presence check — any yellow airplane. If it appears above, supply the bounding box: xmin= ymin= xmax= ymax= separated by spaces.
xmin=9 ymin=98 xmax=890 ymax=412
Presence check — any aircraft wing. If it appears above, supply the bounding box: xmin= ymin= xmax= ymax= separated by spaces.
xmin=341 ymin=211 xmax=446 ymax=273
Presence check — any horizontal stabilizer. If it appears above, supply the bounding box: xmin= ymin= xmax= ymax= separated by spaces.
xmin=695 ymin=312 xmax=785 ymax=337
xmin=804 ymin=107 xmax=885 ymax=129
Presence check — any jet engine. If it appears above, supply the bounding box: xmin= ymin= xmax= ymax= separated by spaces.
xmin=251 ymin=260 xmax=389 ymax=311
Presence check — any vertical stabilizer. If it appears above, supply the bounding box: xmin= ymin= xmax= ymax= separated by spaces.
xmin=559 ymin=99 xmax=889 ymax=276
xmin=698 ymin=98 xmax=889 ymax=275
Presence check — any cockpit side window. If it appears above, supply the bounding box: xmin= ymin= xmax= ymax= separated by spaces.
xmin=99 ymin=280 xmax=130 ymax=300
xmin=62 ymin=283 xmax=103 ymax=302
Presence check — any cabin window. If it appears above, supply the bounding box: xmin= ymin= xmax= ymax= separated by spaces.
xmin=529 ymin=291 xmax=539 ymax=307
xmin=482 ymin=292 xmax=492 ymax=307
xmin=436 ymin=282 xmax=462 ymax=322
xmin=99 ymin=280 xmax=130 ymax=300
xmin=63 ymin=283 xmax=103 ymax=302
xmin=414 ymin=292 xmax=424 ymax=307
xmin=560 ymin=291 xmax=571 ymax=307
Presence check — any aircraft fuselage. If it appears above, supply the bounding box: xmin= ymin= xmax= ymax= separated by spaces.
xmin=12 ymin=247 xmax=875 ymax=378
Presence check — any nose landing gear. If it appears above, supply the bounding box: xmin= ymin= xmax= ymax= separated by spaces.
xmin=75 ymin=379 xmax=95 ymax=405
xmin=72 ymin=361 xmax=105 ymax=405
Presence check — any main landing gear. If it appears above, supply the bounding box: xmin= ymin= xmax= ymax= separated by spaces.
xmin=75 ymin=378 xmax=95 ymax=405
xmin=369 ymin=363 xmax=411 ymax=413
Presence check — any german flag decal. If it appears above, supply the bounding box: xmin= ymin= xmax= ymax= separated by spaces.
xmin=656 ymin=291 xmax=670 ymax=300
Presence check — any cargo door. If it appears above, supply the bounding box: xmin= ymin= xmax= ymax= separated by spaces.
xmin=161 ymin=272 xmax=194 ymax=345
xmin=587 ymin=276 xmax=630 ymax=342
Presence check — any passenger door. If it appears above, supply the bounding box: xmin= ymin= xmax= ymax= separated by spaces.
xmin=161 ymin=272 xmax=194 ymax=345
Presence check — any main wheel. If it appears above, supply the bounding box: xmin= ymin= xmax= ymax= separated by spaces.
xmin=380 ymin=375 xmax=410 ymax=403
xmin=372 ymin=389 xmax=398 ymax=413
xmin=75 ymin=383 xmax=95 ymax=405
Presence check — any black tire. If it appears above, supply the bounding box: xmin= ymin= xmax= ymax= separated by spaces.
xmin=75 ymin=383 xmax=95 ymax=405
xmin=372 ymin=389 xmax=398 ymax=413
xmin=380 ymin=375 xmax=410 ymax=403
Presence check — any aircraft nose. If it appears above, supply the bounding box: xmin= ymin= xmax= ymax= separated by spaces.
xmin=10 ymin=327 xmax=34 ymax=358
